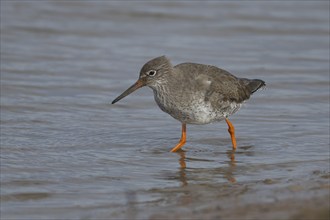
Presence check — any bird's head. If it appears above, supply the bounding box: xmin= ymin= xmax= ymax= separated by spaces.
xmin=112 ymin=56 xmax=172 ymax=104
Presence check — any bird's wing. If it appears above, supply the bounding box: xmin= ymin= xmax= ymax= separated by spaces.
xmin=205 ymin=67 xmax=250 ymax=103
xmin=174 ymin=63 xmax=250 ymax=103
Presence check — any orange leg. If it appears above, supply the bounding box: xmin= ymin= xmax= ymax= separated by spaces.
xmin=170 ymin=123 xmax=186 ymax=152
xmin=225 ymin=118 xmax=237 ymax=150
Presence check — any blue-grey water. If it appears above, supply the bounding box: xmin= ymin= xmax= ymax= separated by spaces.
xmin=1 ymin=1 xmax=329 ymax=219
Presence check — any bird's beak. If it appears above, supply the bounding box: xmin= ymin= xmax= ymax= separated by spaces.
xmin=112 ymin=79 xmax=145 ymax=104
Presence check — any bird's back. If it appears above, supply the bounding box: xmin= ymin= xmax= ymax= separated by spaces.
xmin=174 ymin=62 xmax=264 ymax=102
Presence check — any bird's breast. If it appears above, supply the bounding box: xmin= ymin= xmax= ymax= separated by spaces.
xmin=152 ymin=88 xmax=224 ymax=125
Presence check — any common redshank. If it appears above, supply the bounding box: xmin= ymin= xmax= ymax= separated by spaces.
xmin=112 ymin=56 xmax=265 ymax=152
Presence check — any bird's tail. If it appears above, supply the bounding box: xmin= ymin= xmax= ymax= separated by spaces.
xmin=240 ymin=78 xmax=266 ymax=94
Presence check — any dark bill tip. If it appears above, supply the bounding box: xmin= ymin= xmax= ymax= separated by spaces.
xmin=111 ymin=79 xmax=145 ymax=104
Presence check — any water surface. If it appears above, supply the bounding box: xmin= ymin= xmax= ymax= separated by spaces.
xmin=1 ymin=1 xmax=329 ymax=219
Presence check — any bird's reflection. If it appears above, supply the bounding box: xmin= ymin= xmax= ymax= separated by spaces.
xmin=178 ymin=151 xmax=186 ymax=169
xmin=225 ymin=149 xmax=237 ymax=183
xmin=178 ymin=151 xmax=188 ymax=186
xmin=176 ymin=148 xmax=237 ymax=186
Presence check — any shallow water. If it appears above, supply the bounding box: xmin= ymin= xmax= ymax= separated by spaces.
xmin=1 ymin=1 xmax=329 ymax=219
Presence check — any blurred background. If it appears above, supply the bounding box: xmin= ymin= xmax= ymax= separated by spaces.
xmin=1 ymin=1 xmax=329 ymax=219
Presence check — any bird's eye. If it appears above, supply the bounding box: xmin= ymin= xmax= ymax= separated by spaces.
xmin=147 ymin=70 xmax=157 ymax=76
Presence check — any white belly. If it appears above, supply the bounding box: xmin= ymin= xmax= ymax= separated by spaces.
xmin=153 ymin=89 xmax=242 ymax=125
